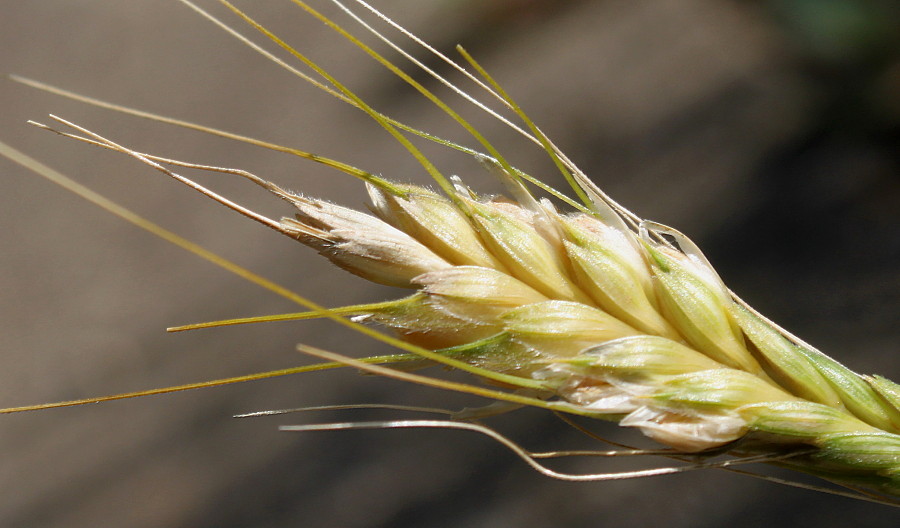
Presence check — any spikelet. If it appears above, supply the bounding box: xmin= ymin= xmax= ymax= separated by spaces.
xmin=3 ymin=0 xmax=899 ymax=507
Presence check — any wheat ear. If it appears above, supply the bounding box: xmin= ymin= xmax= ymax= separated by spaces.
xmin=233 ymin=159 xmax=900 ymax=498
xmin=3 ymin=0 xmax=899 ymax=504
xmin=208 ymin=0 xmax=900 ymax=499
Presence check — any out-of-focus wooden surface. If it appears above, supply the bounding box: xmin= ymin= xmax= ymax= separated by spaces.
xmin=1 ymin=1 xmax=898 ymax=526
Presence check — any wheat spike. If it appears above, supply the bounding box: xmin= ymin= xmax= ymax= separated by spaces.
xmin=251 ymin=158 xmax=898 ymax=497
xmin=205 ymin=1 xmax=900 ymax=498
xmin=3 ymin=0 xmax=898 ymax=506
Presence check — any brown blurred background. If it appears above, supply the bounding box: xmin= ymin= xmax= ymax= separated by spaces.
xmin=1 ymin=1 xmax=898 ymax=526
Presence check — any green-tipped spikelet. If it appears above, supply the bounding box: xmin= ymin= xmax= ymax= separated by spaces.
xmin=2 ymin=0 xmax=898 ymax=506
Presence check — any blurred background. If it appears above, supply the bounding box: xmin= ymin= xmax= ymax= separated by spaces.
xmin=1 ymin=1 xmax=898 ymax=526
